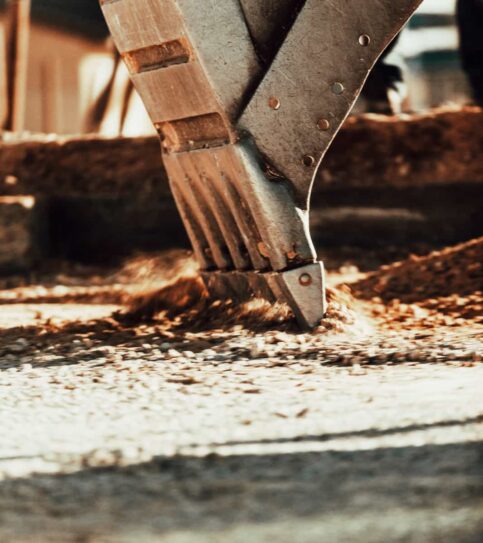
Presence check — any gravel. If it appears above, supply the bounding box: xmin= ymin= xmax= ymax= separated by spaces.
xmin=0 ymin=241 xmax=482 ymax=542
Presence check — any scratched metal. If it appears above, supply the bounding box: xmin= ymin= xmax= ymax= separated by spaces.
xmin=100 ymin=0 xmax=422 ymax=328
xmin=101 ymin=0 xmax=261 ymax=121
xmin=239 ymin=0 xmax=424 ymax=205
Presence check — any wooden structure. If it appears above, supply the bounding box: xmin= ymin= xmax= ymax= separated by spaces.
xmin=2 ymin=0 xmax=30 ymax=131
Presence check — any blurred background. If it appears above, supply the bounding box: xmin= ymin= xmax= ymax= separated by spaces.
xmin=0 ymin=0 xmax=481 ymax=270
xmin=0 ymin=0 xmax=476 ymax=136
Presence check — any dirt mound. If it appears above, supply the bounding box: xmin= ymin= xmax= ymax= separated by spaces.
xmin=94 ymin=238 xmax=483 ymax=332
xmin=350 ymin=238 xmax=482 ymax=324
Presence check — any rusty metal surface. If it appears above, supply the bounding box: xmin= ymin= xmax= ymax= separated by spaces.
xmin=100 ymin=0 xmax=422 ymax=328
xmin=202 ymin=261 xmax=326 ymax=329
xmin=101 ymin=0 xmax=261 ymax=121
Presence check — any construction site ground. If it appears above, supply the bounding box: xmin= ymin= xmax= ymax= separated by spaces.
xmin=0 ymin=239 xmax=482 ymax=543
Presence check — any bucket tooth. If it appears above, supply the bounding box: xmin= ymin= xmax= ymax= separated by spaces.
xmin=200 ymin=265 xmax=326 ymax=328
xmin=169 ymin=182 xmax=213 ymax=270
xmin=269 ymin=263 xmax=327 ymax=330
xmin=247 ymin=273 xmax=277 ymax=304
xmin=200 ymin=271 xmax=253 ymax=304
xmin=165 ymin=154 xmax=232 ymax=271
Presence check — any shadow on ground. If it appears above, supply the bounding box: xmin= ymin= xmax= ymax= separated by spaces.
xmin=1 ymin=441 xmax=482 ymax=542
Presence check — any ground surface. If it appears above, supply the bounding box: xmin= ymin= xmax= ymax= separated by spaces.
xmin=0 ymin=242 xmax=482 ymax=543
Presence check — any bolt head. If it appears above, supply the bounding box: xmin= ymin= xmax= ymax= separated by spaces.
xmin=331 ymin=82 xmax=345 ymax=95
xmin=258 ymin=242 xmax=270 ymax=258
xmin=359 ymin=34 xmax=371 ymax=47
xmin=302 ymin=155 xmax=315 ymax=167
xmin=299 ymin=273 xmax=313 ymax=286
xmin=268 ymin=96 xmax=281 ymax=110
xmin=317 ymin=118 xmax=330 ymax=131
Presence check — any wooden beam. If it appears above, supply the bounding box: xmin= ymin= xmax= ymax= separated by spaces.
xmin=3 ymin=0 xmax=31 ymax=132
xmin=0 ymin=26 xmax=7 ymax=127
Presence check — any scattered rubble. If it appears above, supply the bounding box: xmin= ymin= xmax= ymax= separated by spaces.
xmin=350 ymin=237 xmax=483 ymax=329
xmin=0 ymin=239 xmax=481 ymax=373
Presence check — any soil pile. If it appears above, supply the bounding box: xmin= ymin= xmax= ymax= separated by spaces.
xmin=1 ymin=240 xmax=480 ymax=334
xmin=350 ymin=237 xmax=482 ymax=327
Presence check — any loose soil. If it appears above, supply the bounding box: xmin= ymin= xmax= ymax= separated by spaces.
xmin=0 ymin=240 xmax=481 ymax=543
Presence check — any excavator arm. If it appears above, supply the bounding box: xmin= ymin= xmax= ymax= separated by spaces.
xmin=100 ymin=0 xmax=423 ymax=328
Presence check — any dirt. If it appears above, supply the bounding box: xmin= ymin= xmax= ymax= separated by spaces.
xmin=111 ymin=237 xmax=482 ymax=335
xmin=351 ymin=237 xmax=483 ymax=328
xmin=0 ymin=240 xmax=482 ymax=543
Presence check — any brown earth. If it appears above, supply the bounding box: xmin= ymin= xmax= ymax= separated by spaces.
xmin=0 ymin=241 xmax=482 ymax=543
xmin=350 ymin=237 xmax=483 ymax=328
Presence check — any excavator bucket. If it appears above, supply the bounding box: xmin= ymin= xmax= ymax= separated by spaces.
xmin=100 ymin=0 xmax=423 ymax=329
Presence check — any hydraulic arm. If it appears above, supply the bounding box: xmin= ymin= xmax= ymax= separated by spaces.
xmin=100 ymin=0 xmax=423 ymax=328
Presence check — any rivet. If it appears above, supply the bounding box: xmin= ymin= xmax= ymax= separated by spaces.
xmin=359 ymin=34 xmax=371 ymax=46
xmin=299 ymin=273 xmax=313 ymax=287
xmin=331 ymin=82 xmax=345 ymax=95
xmin=258 ymin=242 xmax=270 ymax=258
xmin=268 ymin=96 xmax=281 ymax=110
xmin=302 ymin=154 xmax=315 ymax=167
xmin=317 ymin=118 xmax=330 ymax=131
